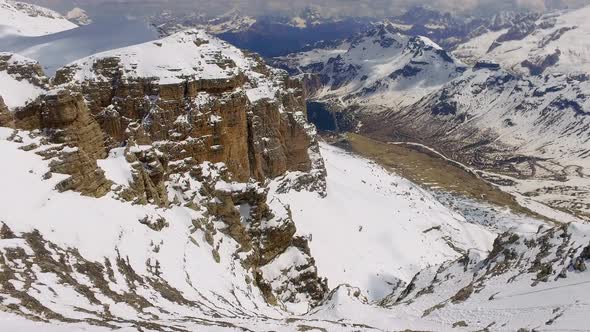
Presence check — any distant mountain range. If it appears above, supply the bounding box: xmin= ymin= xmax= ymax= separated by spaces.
xmin=1 ymin=1 xmax=590 ymax=331
xmin=275 ymin=5 xmax=590 ymax=221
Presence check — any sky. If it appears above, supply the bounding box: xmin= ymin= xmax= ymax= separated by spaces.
xmin=23 ymin=0 xmax=590 ymax=17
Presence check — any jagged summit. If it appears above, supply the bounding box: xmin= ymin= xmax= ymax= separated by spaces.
xmin=278 ymin=21 xmax=465 ymax=107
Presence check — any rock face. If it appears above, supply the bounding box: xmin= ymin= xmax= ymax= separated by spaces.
xmin=0 ymin=53 xmax=48 ymax=111
xmin=0 ymin=53 xmax=48 ymax=88
xmin=54 ymin=30 xmax=313 ymax=183
xmin=0 ymin=53 xmax=110 ymax=197
xmin=0 ymin=95 xmax=12 ymax=127
xmin=0 ymin=31 xmax=328 ymax=312
xmin=16 ymin=89 xmax=111 ymax=197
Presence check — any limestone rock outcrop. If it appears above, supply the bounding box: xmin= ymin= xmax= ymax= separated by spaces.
xmin=54 ymin=30 xmax=315 ymax=183
xmin=0 ymin=31 xmax=328 ymax=310
xmin=14 ymin=89 xmax=111 ymax=197
xmin=0 ymin=95 xmax=13 ymax=127
xmin=0 ymin=52 xmax=48 ymax=89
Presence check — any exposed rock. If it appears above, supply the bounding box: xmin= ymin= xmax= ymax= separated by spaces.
xmin=0 ymin=30 xmax=327 ymax=312
xmin=189 ymin=162 xmax=328 ymax=307
xmin=14 ymin=89 xmax=111 ymax=197
xmin=521 ymin=49 xmax=561 ymax=75
xmin=572 ymin=243 xmax=590 ymax=272
xmin=119 ymin=144 xmax=170 ymax=207
xmin=54 ymin=31 xmax=314 ymax=183
xmin=0 ymin=52 xmax=49 ymax=89
xmin=0 ymin=95 xmax=14 ymax=127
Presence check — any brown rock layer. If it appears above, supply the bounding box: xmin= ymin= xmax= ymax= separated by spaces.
xmin=14 ymin=90 xmax=111 ymax=197
xmin=0 ymin=53 xmax=49 ymax=88
xmin=0 ymin=96 xmax=14 ymax=128
xmin=55 ymin=56 xmax=312 ymax=182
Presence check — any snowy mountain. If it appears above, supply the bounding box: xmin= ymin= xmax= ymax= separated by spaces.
xmin=379 ymin=222 xmax=590 ymax=331
xmin=0 ymin=0 xmax=76 ymax=37
xmin=385 ymin=5 xmax=486 ymax=49
xmin=277 ymin=22 xmax=466 ymax=108
xmin=275 ymin=9 xmax=590 ymax=222
xmin=0 ymin=28 xmax=330 ymax=328
xmin=150 ymin=8 xmax=371 ymax=58
xmin=380 ymin=6 xmax=546 ymax=51
xmin=453 ymin=5 xmax=590 ymax=75
xmin=0 ymin=14 xmax=158 ymax=75
xmin=360 ymin=66 xmax=590 ymax=219
xmin=151 ymin=9 xmax=257 ymax=36
xmin=6 ymin=120 xmax=588 ymax=330
xmin=1 ymin=1 xmax=590 ymax=331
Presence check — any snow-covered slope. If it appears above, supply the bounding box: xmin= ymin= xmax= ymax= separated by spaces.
xmin=271 ymin=143 xmax=496 ymax=301
xmin=0 ymin=0 xmax=76 ymax=37
xmin=0 ymin=127 xmax=319 ymax=330
xmin=2 ymin=4 xmax=590 ymax=330
xmin=278 ymin=22 xmax=466 ymax=108
xmin=453 ymin=5 xmax=590 ymax=75
xmin=2 ymin=125 xmax=571 ymax=331
xmin=1 ymin=15 xmax=158 ymax=75
xmin=378 ymin=222 xmax=590 ymax=331
xmin=384 ymin=67 xmax=590 ymax=167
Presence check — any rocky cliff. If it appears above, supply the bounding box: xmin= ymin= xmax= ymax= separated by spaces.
xmin=53 ymin=30 xmax=313 ymax=183
xmin=0 ymin=30 xmax=328 ymax=315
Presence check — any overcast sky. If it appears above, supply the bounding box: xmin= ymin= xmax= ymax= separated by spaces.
xmin=24 ymin=0 xmax=590 ymax=17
